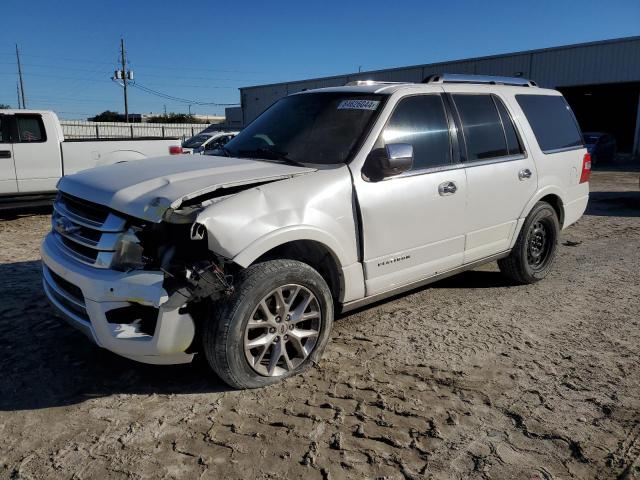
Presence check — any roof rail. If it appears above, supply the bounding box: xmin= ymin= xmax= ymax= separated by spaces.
xmin=423 ymin=73 xmax=537 ymax=87
xmin=344 ymin=80 xmax=410 ymax=86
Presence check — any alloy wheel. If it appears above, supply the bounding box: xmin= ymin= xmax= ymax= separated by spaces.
xmin=243 ymin=284 xmax=321 ymax=377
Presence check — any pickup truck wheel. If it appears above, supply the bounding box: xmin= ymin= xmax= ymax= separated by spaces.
xmin=498 ymin=201 xmax=560 ymax=284
xmin=203 ymin=259 xmax=333 ymax=389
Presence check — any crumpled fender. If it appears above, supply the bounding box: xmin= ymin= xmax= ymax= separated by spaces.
xmin=195 ymin=166 xmax=359 ymax=269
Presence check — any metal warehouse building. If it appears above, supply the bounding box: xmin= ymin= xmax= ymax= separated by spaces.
xmin=240 ymin=36 xmax=640 ymax=156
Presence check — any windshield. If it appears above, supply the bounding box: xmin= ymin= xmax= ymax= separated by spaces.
xmin=224 ymin=92 xmax=385 ymax=165
xmin=182 ymin=134 xmax=212 ymax=148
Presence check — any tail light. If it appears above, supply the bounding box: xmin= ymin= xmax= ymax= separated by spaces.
xmin=579 ymin=152 xmax=591 ymax=184
xmin=169 ymin=146 xmax=183 ymax=155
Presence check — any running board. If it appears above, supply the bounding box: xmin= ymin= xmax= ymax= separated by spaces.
xmin=340 ymin=251 xmax=510 ymax=313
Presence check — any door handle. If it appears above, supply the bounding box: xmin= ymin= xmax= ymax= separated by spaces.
xmin=0 ymin=150 xmax=11 ymax=159
xmin=438 ymin=181 xmax=457 ymax=196
xmin=518 ymin=168 xmax=532 ymax=180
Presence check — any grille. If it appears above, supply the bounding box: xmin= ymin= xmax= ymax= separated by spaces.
xmin=52 ymin=193 xmax=126 ymax=268
xmin=43 ymin=265 xmax=89 ymax=321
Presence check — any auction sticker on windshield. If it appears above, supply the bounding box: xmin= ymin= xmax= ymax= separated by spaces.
xmin=338 ymin=99 xmax=380 ymax=110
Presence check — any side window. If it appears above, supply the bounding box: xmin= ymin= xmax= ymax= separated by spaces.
xmin=0 ymin=116 xmax=6 ymax=143
xmin=515 ymin=95 xmax=583 ymax=153
xmin=16 ymin=115 xmax=46 ymax=143
xmin=453 ymin=94 xmax=509 ymax=160
xmin=380 ymin=95 xmax=451 ymax=170
xmin=493 ymin=96 xmax=523 ymax=155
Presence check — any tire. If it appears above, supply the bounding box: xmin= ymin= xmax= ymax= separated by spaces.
xmin=203 ymin=259 xmax=334 ymax=389
xmin=498 ymin=201 xmax=560 ymax=284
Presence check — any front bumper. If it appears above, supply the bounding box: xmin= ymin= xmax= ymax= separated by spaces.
xmin=41 ymin=233 xmax=195 ymax=365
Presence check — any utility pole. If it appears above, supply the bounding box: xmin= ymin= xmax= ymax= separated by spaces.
xmin=16 ymin=81 xmax=22 ymax=109
xmin=16 ymin=44 xmax=26 ymax=109
xmin=120 ymin=38 xmax=129 ymax=122
xmin=112 ymin=39 xmax=134 ymax=122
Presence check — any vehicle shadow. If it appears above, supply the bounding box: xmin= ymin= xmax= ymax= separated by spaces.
xmin=338 ymin=268 xmax=511 ymax=319
xmin=586 ymin=191 xmax=640 ymax=217
xmin=2 ymin=259 xmax=512 ymax=411
xmin=0 ymin=260 xmax=231 ymax=412
xmin=0 ymin=205 xmax=53 ymax=220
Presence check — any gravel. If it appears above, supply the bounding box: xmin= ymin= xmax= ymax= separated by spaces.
xmin=0 ymin=169 xmax=638 ymax=479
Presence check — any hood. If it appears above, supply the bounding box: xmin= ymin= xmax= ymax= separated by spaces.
xmin=57 ymin=155 xmax=316 ymax=222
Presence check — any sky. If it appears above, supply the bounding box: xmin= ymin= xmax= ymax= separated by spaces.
xmin=1 ymin=0 xmax=639 ymax=119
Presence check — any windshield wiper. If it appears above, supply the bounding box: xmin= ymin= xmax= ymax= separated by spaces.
xmin=238 ymin=148 xmax=305 ymax=167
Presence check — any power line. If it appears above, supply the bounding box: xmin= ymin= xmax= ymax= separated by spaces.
xmin=129 ymin=82 xmax=239 ymax=106
xmin=0 ymin=52 xmax=319 ymax=76
xmin=0 ymin=71 xmax=237 ymax=89
xmin=0 ymin=61 xmax=274 ymax=84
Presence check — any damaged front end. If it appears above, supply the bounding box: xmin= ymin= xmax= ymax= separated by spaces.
xmin=43 ymin=191 xmax=241 ymax=364
xmin=109 ymin=203 xmax=238 ymax=340
xmin=44 ymin=157 xmax=317 ymax=363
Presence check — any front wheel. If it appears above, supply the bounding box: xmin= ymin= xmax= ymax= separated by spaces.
xmin=498 ymin=201 xmax=560 ymax=284
xmin=203 ymin=259 xmax=334 ymax=389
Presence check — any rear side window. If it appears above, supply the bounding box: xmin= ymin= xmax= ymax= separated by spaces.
xmin=16 ymin=115 xmax=46 ymax=143
xmin=381 ymin=94 xmax=451 ymax=170
xmin=453 ymin=94 xmax=511 ymax=160
xmin=516 ymin=95 xmax=583 ymax=153
xmin=0 ymin=116 xmax=7 ymax=143
xmin=494 ymin=97 xmax=522 ymax=155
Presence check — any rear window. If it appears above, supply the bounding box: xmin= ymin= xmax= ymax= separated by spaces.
xmin=16 ymin=115 xmax=46 ymax=143
xmin=516 ymin=95 xmax=583 ymax=153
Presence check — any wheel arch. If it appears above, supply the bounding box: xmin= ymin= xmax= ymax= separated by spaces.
xmin=521 ymin=187 xmax=566 ymax=228
xmin=231 ymin=228 xmax=347 ymax=301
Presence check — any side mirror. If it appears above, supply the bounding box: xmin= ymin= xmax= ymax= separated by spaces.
xmin=367 ymin=143 xmax=413 ymax=178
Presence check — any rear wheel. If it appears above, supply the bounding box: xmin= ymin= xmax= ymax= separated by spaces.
xmin=203 ymin=259 xmax=333 ymax=389
xmin=498 ymin=201 xmax=560 ymax=284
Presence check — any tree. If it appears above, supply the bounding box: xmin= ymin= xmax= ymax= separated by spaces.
xmin=91 ymin=110 xmax=123 ymax=122
xmin=0 ymin=104 xmax=11 ymax=109
xmin=146 ymin=113 xmax=205 ymax=124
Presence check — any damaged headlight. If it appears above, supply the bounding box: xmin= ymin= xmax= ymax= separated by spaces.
xmin=111 ymin=227 xmax=147 ymax=271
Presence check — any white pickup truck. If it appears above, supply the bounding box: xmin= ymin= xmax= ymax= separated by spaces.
xmin=0 ymin=110 xmax=182 ymax=209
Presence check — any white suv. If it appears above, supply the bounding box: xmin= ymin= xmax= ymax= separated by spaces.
xmin=42 ymin=74 xmax=590 ymax=388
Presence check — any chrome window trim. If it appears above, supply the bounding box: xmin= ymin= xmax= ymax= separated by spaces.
xmin=380 ymin=152 xmax=528 ymax=181
xmin=541 ymin=145 xmax=585 ymax=155
xmin=461 ymin=153 xmax=528 ymax=168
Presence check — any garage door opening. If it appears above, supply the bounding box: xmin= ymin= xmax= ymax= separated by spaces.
xmin=558 ymin=82 xmax=640 ymax=154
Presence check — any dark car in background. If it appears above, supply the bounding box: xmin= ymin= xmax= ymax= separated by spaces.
xmin=583 ymin=132 xmax=617 ymax=164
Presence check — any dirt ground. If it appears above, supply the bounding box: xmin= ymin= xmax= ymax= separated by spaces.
xmin=0 ymin=169 xmax=639 ymax=480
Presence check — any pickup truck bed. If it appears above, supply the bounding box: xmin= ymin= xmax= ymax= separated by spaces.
xmin=0 ymin=110 xmax=182 ymax=207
